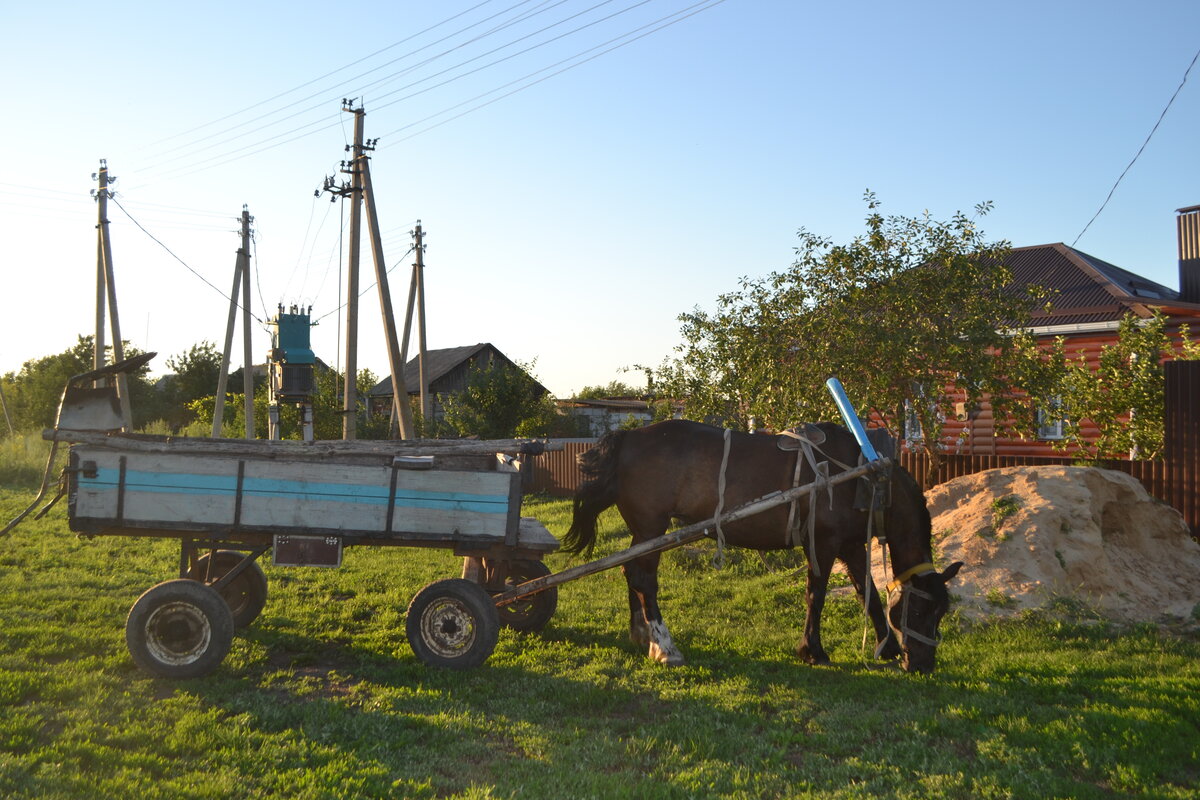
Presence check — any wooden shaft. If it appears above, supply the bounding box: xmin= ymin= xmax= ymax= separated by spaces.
xmin=492 ymin=458 xmax=892 ymax=606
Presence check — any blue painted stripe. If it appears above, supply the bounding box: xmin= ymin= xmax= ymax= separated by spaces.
xmin=79 ymin=468 xmax=509 ymax=515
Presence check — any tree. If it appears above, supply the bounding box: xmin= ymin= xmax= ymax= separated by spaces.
xmin=439 ymin=360 xmax=555 ymax=439
xmin=160 ymin=341 xmax=223 ymax=429
xmin=649 ymin=194 xmax=1042 ymax=475
xmin=1034 ymin=310 xmax=1200 ymax=460
xmin=572 ymin=380 xmax=644 ymax=399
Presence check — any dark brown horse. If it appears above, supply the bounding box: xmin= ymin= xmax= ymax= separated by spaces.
xmin=563 ymin=419 xmax=962 ymax=673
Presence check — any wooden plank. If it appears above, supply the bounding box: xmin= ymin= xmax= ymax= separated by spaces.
xmin=50 ymin=429 xmax=560 ymax=459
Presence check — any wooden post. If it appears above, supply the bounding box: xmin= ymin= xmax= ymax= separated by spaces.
xmin=360 ymin=149 xmax=414 ymax=439
xmin=95 ymin=162 xmax=132 ymax=430
xmin=213 ymin=207 xmax=252 ymax=438
xmin=212 ymin=257 xmax=243 ymax=437
xmin=414 ymin=223 xmax=430 ymax=429
xmin=343 ymin=107 xmax=364 ymax=440
xmin=239 ymin=207 xmax=255 ymax=439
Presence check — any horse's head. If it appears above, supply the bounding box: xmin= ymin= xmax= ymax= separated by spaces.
xmin=887 ymin=561 xmax=963 ymax=674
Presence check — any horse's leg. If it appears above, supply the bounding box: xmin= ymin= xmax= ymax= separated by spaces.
xmin=796 ymin=540 xmax=838 ymax=666
xmin=839 ymin=540 xmax=900 ymax=660
xmin=622 ymin=549 xmax=684 ymax=666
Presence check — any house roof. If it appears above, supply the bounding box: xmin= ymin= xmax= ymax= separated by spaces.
xmin=1005 ymin=243 xmax=1200 ymax=327
xmin=367 ymin=343 xmax=548 ymax=397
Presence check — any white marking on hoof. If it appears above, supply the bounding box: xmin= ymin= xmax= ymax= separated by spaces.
xmin=646 ymin=621 xmax=685 ymax=666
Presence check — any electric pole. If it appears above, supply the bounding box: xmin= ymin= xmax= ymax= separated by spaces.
xmin=321 ymin=100 xmax=413 ymax=439
xmin=213 ymin=206 xmax=256 ymax=438
xmin=93 ymin=161 xmax=132 ymax=430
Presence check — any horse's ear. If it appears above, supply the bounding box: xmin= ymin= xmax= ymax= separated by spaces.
xmin=940 ymin=561 xmax=964 ymax=583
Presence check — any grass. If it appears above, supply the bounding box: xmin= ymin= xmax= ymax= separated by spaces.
xmin=1 ymin=483 xmax=1198 ymax=798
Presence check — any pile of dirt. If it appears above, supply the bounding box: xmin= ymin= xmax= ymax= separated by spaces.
xmin=898 ymin=466 xmax=1200 ymax=623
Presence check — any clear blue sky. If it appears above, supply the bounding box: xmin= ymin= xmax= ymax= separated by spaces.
xmin=3 ymin=1 xmax=1198 ymax=398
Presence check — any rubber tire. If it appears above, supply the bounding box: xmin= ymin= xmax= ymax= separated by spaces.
xmin=186 ymin=550 xmax=268 ymax=629
xmin=406 ymin=579 xmax=500 ymax=670
xmin=493 ymin=559 xmax=557 ymax=633
xmin=126 ymin=579 xmax=235 ymax=679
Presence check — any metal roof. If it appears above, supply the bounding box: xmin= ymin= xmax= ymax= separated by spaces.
xmin=1003 ymin=243 xmax=1197 ymax=327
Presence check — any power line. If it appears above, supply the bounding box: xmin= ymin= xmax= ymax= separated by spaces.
xmin=141 ymin=0 xmax=507 ymax=154
xmin=388 ymin=0 xmax=726 ymax=143
xmin=1072 ymin=46 xmax=1200 ymax=247
xmin=139 ymin=0 xmax=556 ymax=168
xmin=110 ymin=196 xmax=266 ymax=325
xmin=311 ymin=244 xmax=417 ymax=325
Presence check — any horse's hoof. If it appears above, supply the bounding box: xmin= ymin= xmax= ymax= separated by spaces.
xmin=648 ymin=642 xmax=685 ymax=666
xmin=797 ymin=645 xmax=831 ymax=666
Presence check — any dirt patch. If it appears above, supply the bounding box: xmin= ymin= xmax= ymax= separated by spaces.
xmin=908 ymin=466 xmax=1200 ymax=623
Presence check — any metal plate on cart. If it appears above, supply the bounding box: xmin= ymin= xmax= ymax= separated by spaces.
xmin=273 ymin=534 xmax=342 ymax=567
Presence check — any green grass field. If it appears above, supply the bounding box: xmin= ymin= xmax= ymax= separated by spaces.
xmin=1 ymin=476 xmax=1198 ymax=799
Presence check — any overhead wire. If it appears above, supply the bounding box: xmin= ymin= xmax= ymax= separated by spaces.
xmin=382 ymin=0 xmax=725 ymax=142
xmin=137 ymin=0 xmax=687 ymax=183
xmin=110 ymin=196 xmax=267 ymax=325
xmin=139 ymin=0 xmax=555 ymax=170
xmin=141 ymin=0 xmax=509 ymax=156
xmin=310 ymin=244 xmax=417 ymax=325
xmin=1072 ymin=46 xmax=1200 ymax=247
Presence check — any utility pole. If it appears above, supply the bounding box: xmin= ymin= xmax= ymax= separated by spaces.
xmin=93 ymin=161 xmax=132 ymax=430
xmin=213 ymin=206 xmax=256 ymax=438
xmin=411 ymin=224 xmax=430 ymax=427
xmin=321 ymin=100 xmax=413 ymax=439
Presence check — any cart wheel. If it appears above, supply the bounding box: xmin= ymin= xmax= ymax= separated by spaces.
xmin=126 ymin=580 xmax=234 ymax=679
xmin=406 ymin=579 xmax=499 ymax=670
xmin=493 ymin=559 xmax=557 ymax=633
xmin=186 ymin=550 xmax=268 ymax=629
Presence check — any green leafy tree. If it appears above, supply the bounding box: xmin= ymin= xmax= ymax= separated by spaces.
xmin=649 ymin=194 xmax=1042 ymax=477
xmin=159 ymin=341 xmax=223 ymax=430
xmin=1036 ymin=310 xmax=1200 ymax=460
xmin=572 ymin=380 xmax=643 ymax=399
xmin=439 ymin=360 xmax=555 ymax=439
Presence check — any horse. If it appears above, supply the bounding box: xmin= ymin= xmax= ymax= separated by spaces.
xmin=562 ymin=419 xmax=962 ymax=673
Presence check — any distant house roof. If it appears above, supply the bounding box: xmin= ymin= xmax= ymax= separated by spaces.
xmin=1005 ymin=243 xmax=1200 ymax=328
xmin=367 ymin=343 xmax=548 ymax=398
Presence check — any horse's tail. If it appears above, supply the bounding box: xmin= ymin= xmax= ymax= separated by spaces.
xmin=561 ymin=429 xmax=628 ymax=556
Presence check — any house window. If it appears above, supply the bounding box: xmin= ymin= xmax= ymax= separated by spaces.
xmin=1037 ymin=397 xmax=1065 ymax=440
xmin=903 ymin=400 xmax=923 ymax=442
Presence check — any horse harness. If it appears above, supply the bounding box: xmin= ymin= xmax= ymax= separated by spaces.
xmin=887 ymin=562 xmax=942 ymax=647
xmin=775 ymin=426 xmax=890 ymax=577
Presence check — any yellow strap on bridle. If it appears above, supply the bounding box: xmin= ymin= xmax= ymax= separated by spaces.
xmin=887 ymin=562 xmax=938 ymax=592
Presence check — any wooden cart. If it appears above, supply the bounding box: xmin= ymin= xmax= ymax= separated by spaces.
xmin=5 ymin=357 xmax=890 ymax=679
xmin=4 ymin=355 xmax=559 ymax=678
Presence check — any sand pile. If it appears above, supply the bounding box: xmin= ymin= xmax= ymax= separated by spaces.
xmin=877 ymin=466 xmax=1200 ymax=623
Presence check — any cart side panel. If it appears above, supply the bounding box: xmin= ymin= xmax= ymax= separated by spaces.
xmin=70 ymin=445 xmax=520 ymax=540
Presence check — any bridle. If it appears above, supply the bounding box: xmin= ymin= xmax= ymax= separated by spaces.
xmin=887 ymin=562 xmax=941 ymax=648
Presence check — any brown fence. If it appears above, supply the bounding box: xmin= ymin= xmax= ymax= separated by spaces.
xmin=527 ymin=427 xmax=1198 ymax=538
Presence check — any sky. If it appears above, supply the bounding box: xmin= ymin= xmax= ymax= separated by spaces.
xmin=2 ymin=1 xmax=1199 ymax=398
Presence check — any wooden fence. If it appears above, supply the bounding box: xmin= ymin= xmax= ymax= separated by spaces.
xmin=526 ymin=392 xmax=1200 ymax=538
